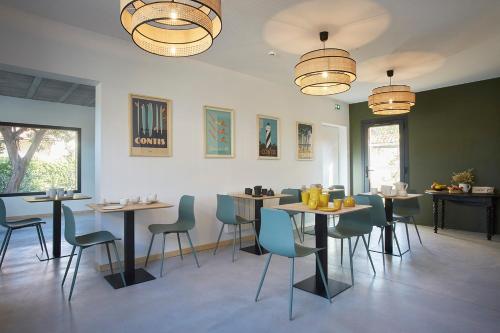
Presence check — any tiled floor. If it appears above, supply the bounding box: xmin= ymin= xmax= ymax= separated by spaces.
xmin=0 ymin=215 xmax=499 ymax=333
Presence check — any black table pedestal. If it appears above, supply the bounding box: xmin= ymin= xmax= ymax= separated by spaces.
xmin=240 ymin=199 xmax=269 ymax=255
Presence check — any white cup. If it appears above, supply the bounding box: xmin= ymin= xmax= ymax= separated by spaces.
xmin=381 ymin=185 xmax=392 ymax=195
xmin=370 ymin=187 xmax=378 ymax=195
xmin=130 ymin=196 xmax=140 ymax=204
xmin=390 ymin=189 xmax=398 ymax=196
xmin=47 ymin=188 xmax=57 ymax=199
xmin=57 ymin=188 xmax=65 ymax=198
xmin=119 ymin=198 xmax=129 ymax=206
xmin=147 ymin=193 xmax=157 ymax=202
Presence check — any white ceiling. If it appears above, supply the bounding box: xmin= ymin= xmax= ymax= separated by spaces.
xmin=2 ymin=0 xmax=500 ymax=103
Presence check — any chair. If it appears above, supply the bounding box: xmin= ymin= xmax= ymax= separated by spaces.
xmin=255 ymin=208 xmax=331 ymax=321
xmin=61 ymin=205 xmax=125 ymax=301
xmin=327 ymin=195 xmax=375 ymax=285
xmin=145 ymin=195 xmax=200 ymax=277
xmin=329 ymin=185 xmax=346 ymax=201
xmin=279 ymin=189 xmax=303 ymax=242
xmin=213 ymin=194 xmax=262 ymax=262
xmin=0 ymin=198 xmax=49 ymax=268
xmin=393 ymin=190 xmax=423 ymax=249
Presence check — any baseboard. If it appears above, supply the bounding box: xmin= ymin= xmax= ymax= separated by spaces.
xmin=6 ymin=210 xmax=94 ymax=221
xmin=97 ymin=235 xmax=255 ymax=271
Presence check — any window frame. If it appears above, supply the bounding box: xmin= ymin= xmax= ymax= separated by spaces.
xmin=0 ymin=121 xmax=82 ymax=197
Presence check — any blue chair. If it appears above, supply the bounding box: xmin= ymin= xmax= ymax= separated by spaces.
xmin=329 ymin=185 xmax=346 ymax=201
xmin=61 ymin=205 xmax=125 ymax=301
xmin=255 ymin=208 xmax=331 ymax=321
xmin=0 ymin=198 xmax=49 ymax=268
xmin=279 ymin=189 xmax=303 ymax=242
xmin=214 ymin=194 xmax=262 ymax=262
xmin=144 ymin=195 xmax=200 ymax=277
xmin=393 ymin=190 xmax=423 ymax=249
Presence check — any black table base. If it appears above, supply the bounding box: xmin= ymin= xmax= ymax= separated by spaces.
xmin=384 ymin=198 xmax=394 ymax=254
xmin=104 ymin=268 xmax=155 ymax=289
xmin=294 ymin=276 xmax=350 ymax=299
xmin=240 ymin=245 xmax=268 ymax=255
xmin=240 ymin=199 xmax=267 ymax=256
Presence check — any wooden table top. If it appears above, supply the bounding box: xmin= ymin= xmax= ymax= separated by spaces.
xmin=424 ymin=190 xmax=498 ymax=197
xmin=361 ymin=193 xmax=423 ymax=200
xmin=87 ymin=202 xmax=174 ymax=213
xmin=24 ymin=194 xmax=92 ymax=203
xmin=229 ymin=193 xmax=292 ymax=201
xmin=272 ymin=202 xmax=371 ymax=216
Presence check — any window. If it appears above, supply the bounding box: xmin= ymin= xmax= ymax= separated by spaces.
xmin=0 ymin=122 xmax=81 ymax=196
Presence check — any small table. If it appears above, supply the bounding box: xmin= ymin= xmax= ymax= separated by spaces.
xmin=88 ymin=202 xmax=174 ymax=288
xmin=272 ymin=202 xmax=371 ymax=299
xmin=24 ymin=194 xmax=92 ymax=260
xmin=229 ymin=193 xmax=291 ymax=255
xmin=425 ymin=191 xmax=498 ymax=240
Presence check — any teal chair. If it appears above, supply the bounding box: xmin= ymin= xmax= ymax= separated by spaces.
xmin=61 ymin=205 xmax=125 ymax=301
xmin=0 ymin=198 xmax=49 ymax=268
xmin=214 ymin=194 xmax=262 ymax=262
xmin=393 ymin=190 xmax=422 ymax=249
xmin=279 ymin=189 xmax=303 ymax=242
xmin=144 ymin=195 xmax=200 ymax=277
xmin=255 ymin=208 xmax=331 ymax=321
xmin=327 ymin=195 xmax=375 ymax=285
xmin=329 ymin=185 xmax=346 ymax=201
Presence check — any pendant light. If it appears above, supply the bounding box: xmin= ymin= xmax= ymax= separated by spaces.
xmin=368 ymin=70 xmax=415 ymax=115
xmin=294 ymin=31 xmax=356 ymax=96
xmin=120 ymin=0 xmax=222 ymax=57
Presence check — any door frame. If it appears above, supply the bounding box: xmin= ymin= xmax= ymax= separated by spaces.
xmin=361 ymin=116 xmax=409 ymax=192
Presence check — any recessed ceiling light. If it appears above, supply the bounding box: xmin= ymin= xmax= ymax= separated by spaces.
xmin=268 ymin=50 xmax=277 ymax=56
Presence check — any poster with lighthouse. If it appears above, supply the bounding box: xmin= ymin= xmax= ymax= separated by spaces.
xmin=257 ymin=114 xmax=280 ymax=159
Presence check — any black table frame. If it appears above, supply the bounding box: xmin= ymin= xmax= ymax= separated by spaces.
xmin=428 ymin=193 xmax=498 ymax=240
xmin=240 ymin=200 xmax=269 ymax=255
xmin=104 ymin=210 xmax=156 ymax=289
xmin=36 ymin=200 xmax=71 ymax=261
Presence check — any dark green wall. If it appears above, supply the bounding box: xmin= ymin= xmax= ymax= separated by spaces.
xmin=350 ymin=77 xmax=500 ymax=232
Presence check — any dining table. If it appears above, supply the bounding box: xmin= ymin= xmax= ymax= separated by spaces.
xmin=24 ymin=194 xmax=92 ymax=260
xmin=272 ymin=202 xmax=371 ymax=299
xmin=88 ymin=201 xmax=174 ymax=289
xmin=229 ymin=193 xmax=291 ymax=255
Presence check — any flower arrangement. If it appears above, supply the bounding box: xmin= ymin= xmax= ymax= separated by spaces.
xmin=451 ymin=168 xmax=474 ymax=185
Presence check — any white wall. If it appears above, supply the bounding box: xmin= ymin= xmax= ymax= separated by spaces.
xmin=0 ymin=95 xmax=95 ymax=216
xmin=0 ymin=6 xmax=350 ymax=264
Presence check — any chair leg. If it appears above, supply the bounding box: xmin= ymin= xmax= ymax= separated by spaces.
xmin=38 ymin=225 xmax=50 ymax=260
xmin=0 ymin=228 xmax=10 ymax=257
xmin=0 ymin=228 xmax=12 ymax=269
xmin=405 ymin=222 xmax=411 ymax=251
xmin=105 ymin=243 xmax=114 ymax=274
xmin=362 ymin=235 xmax=376 ymax=275
xmin=380 ymin=228 xmax=385 ymax=268
xmin=255 ymin=253 xmax=272 ymax=302
xmin=368 ymin=232 xmax=371 ymax=248
xmin=251 ymin=222 xmax=263 ymax=255
xmin=348 ymin=238 xmax=354 ymax=286
xmin=412 ymin=216 xmax=423 ymax=245
xmin=340 ymin=238 xmax=344 ymax=266
xmin=393 ymin=228 xmax=402 ymax=257
xmin=62 ymin=246 xmax=76 ymax=286
xmin=185 ymin=231 xmax=200 ymax=268
xmin=213 ymin=224 xmax=224 ymax=255
xmin=111 ymin=241 xmax=126 ymax=287
xmin=315 ymin=254 xmax=332 ymax=303
xmin=144 ymin=234 xmax=155 ymax=267
xmin=160 ymin=233 xmax=166 ymax=277
xmin=35 ymin=225 xmax=44 ymax=253
xmin=232 ymin=225 xmax=237 ymax=263
xmin=239 ymin=225 xmax=242 ymax=249
xmin=291 ymin=215 xmax=302 ymax=243
xmin=68 ymin=247 xmax=83 ymax=301
xmin=352 ymin=236 xmax=360 ymax=255
xmin=301 ymin=212 xmax=305 ymax=237
xmin=289 ymin=257 xmax=295 ymax=321
xmin=177 ymin=233 xmax=184 ymax=260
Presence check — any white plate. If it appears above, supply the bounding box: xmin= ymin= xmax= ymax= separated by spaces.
xmin=102 ymin=205 xmax=124 ymax=210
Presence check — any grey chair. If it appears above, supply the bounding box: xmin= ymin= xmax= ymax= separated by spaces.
xmin=279 ymin=189 xmax=303 ymax=242
xmin=214 ymin=194 xmax=262 ymax=262
xmin=0 ymin=198 xmax=49 ymax=268
xmin=393 ymin=190 xmax=423 ymax=249
xmin=61 ymin=205 xmax=125 ymax=301
xmin=144 ymin=195 xmax=200 ymax=277
xmin=329 ymin=184 xmax=346 ymax=201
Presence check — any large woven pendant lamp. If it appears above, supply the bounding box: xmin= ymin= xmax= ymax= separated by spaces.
xmin=368 ymin=70 xmax=416 ymax=115
xmin=120 ymin=0 xmax=222 ymax=57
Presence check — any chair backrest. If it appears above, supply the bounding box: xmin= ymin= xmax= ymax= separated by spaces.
xmin=62 ymin=205 xmax=77 ymax=246
xmin=359 ymin=194 xmax=387 ymax=227
xmin=216 ymin=194 xmax=237 ymax=225
xmin=279 ymin=188 xmax=301 ymax=205
xmin=329 ymin=189 xmax=345 ymax=201
xmin=333 ymin=185 xmax=345 ymax=189
xmin=260 ymin=208 xmax=296 ymax=258
xmin=178 ymin=195 xmax=195 ymax=229
xmin=393 ymin=189 xmax=420 ymax=217
xmin=0 ymin=198 xmax=8 ymax=228
xmin=336 ymin=195 xmax=372 ymax=234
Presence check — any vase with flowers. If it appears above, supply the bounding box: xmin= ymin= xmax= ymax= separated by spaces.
xmin=451 ymin=168 xmax=474 ymax=193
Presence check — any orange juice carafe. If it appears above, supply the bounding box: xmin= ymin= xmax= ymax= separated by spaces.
xmin=333 ymin=199 xmax=343 ymax=210
xmin=309 ymin=187 xmax=321 ymax=203
xmin=301 ymin=190 xmax=310 ymax=205
xmin=319 ymin=193 xmax=329 ymax=207
xmin=308 ymin=198 xmax=318 ymax=210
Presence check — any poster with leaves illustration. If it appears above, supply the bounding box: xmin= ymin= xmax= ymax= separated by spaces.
xmin=297 ymin=122 xmax=313 ymax=160
xmin=257 ymin=115 xmax=280 ymax=159
xmin=204 ymin=106 xmax=234 ymax=158
xmin=129 ymin=94 xmax=172 ymax=157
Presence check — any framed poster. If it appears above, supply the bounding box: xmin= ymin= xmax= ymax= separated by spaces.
xmin=129 ymin=94 xmax=172 ymax=157
xmin=204 ymin=105 xmax=235 ymax=158
xmin=257 ymin=114 xmax=280 ymax=159
xmin=297 ymin=121 xmax=314 ymax=160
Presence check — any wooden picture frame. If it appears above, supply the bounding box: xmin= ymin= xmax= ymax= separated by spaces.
xmin=296 ymin=121 xmax=314 ymax=160
xmin=129 ymin=94 xmax=172 ymax=157
xmin=257 ymin=114 xmax=280 ymax=159
xmin=203 ymin=105 xmax=235 ymax=158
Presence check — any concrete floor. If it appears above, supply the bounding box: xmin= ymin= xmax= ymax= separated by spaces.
xmin=0 ymin=215 xmax=499 ymax=333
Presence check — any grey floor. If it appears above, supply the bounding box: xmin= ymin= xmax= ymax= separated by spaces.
xmin=0 ymin=215 xmax=499 ymax=333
